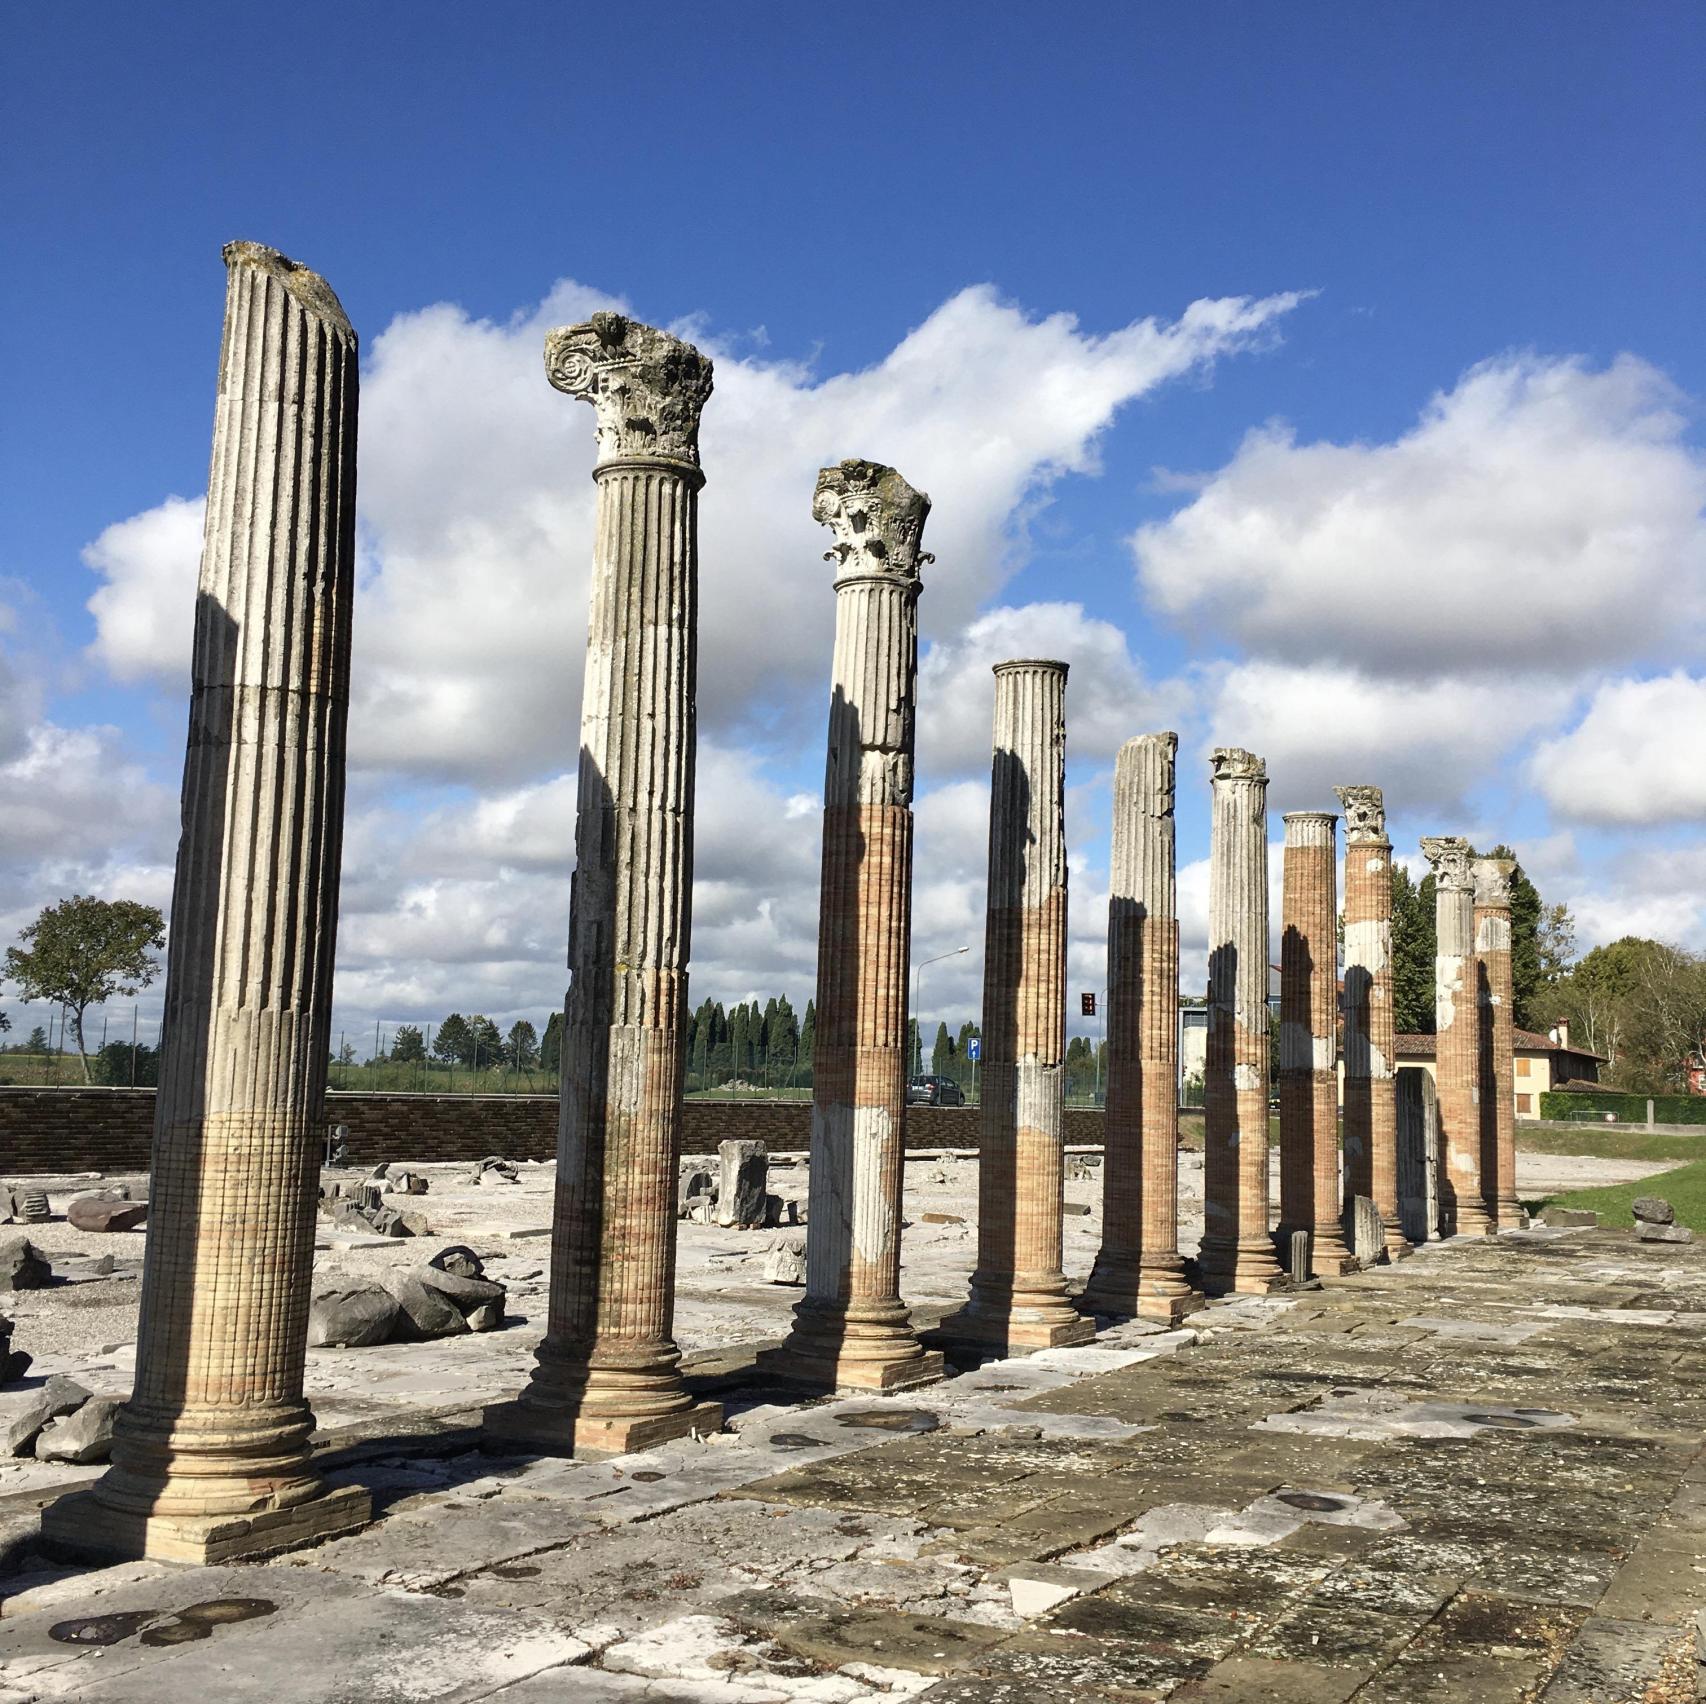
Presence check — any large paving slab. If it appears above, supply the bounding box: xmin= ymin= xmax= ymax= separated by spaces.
xmin=4 ymin=1221 xmax=1706 ymax=1699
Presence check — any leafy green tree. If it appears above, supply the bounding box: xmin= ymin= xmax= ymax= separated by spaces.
xmin=1390 ymin=864 xmax=1436 ymax=1034
xmin=335 ymin=1039 xmax=356 ymax=1066
xmin=467 ymin=1014 xmax=503 ymax=1067
xmin=94 ymin=1039 xmax=158 ymax=1087
xmin=931 ymin=1022 xmax=953 ymax=1076
xmin=800 ymin=1000 xmax=816 ymax=1066
xmin=506 ymin=1019 xmax=539 ymax=1069
xmin=390 ymin=1024 xmax=426 ymax=1063
xmin=434 ymin=1012 xmax=472 ymax=1065
xmin=3 ymin=895 xmax=165 ymax=1081
xmin=540 ymin=1010 xmax=564 ymax=1072
xmin=25 ymin=1025 xmax=48 ymax=1055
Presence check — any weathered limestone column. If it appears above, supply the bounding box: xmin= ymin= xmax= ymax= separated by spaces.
xmin=1475 ymin=857 xmax=1522 ymax=1230
xmin=1277 ymin=812 xmax=1355 ymax=1276
xmin=1082 ymin=734 xmax=1201 ymax=1321
xmin=1336 ymin=786 xmax=1411 ymax=1260
xmin=766 ymin=461 xmax=943 ymax=1391
xmin=45 ymin=243 xmax=367 ymax=1563
xmin=487 ymin=314 xmax=720 ymax=1454
xmin=1199 ymin=749 xmax=1285 ymax=1295
xmin=944 ymin=661 xmax=1093 ymax=1351
xmin=1423 ymin=835 xmax=1493 ymax=1237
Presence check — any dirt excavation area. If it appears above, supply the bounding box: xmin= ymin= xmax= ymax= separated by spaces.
xmin=3 ymin=1146 xmax=1704 ymax=1701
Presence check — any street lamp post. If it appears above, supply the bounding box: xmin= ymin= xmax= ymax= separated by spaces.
xmin=912 ymin=946 xmax=970 ymax=1078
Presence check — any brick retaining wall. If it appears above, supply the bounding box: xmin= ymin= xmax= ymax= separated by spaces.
xmin=0 ymin=1087 xmax=1106 ymax=1174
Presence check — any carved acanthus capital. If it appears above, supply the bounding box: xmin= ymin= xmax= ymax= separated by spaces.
xmin=1334 ymin=784 xmax=1387 ymax=844
xmin=813 ymin=459 xmax=932 ymax=585
xmin=544 ymin=312 xmax=712 ymax=466
xmin=1212 ymin=747 xmax=1266 ymax=786
xmin=1421 ymin=835 xmax=1474 ymax=891
xmin=1473 ymin=857 xmax=1516 ymax=910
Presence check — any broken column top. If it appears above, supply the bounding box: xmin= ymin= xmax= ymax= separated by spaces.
xmin=221 ymin=240 xmax=354 ymax=343
xmin=1211 ymin=746 xmax=1266 ymax=784
xmin=1473 ymin=857 xmax=1517 ymax=907
xmin=813 ymin=459 xmax=932 ymax=585
xmin=1282 ymin=811 xmax=1337 ymax=836
xmin=1421 ymin=835 xmax=1474 ymax=890
xmin=544 ymin=311 xmax=713 ymax=466
xmin=1334 ymin=785 xmax=1387 ymax=842
xmin=993 ymin=658 xmax=1069 ymax=678
xmin=1115 ymin=733 xmax=1178 ymax=818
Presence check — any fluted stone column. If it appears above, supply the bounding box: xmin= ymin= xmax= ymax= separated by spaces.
xmin=1337 ymin=786 xmax=1411 ymax=1260
xmin=1278 ymin=812 xmax=1355 ymax=1276
xmin=945 ymin=661 xmax=1093 ymax=1352
xmin=45 ymin=243 xmax=366 ymax=1564
xmin=1082 ymin=734 xmax=1201 ymax=1321
xmin=766 ymin=461 xmax=943 ymax=1391
xmin=1199 ymin=749 xmax=1284 ymax=1295
xmin=487 ymin=314 xmax=720 ymax=1455
xmin=1475 ymin=857 xmax=1522 ymax=1230
xmin=1423 ymin=836 xmax=1493 ymax=1237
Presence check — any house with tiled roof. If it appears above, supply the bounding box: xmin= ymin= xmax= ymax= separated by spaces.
xmin=1386 ymin=1022 xmax=1606 ymax=1119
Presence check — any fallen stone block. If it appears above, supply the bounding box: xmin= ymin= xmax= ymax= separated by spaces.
xmin=34 ymin=1395 xmax=121 ymax=1464
xmin=920 ymin=1211 xmax=965 ymax=1226
xmin=763 ymin=1234 xmax=807 ymax=1285
xmin=687 ymin=1193 xmax=717 ymax=1224
xmin=1063 ymin=1201 xmax=1092 ymax=1217
xmin=1542 ymin=1208 xmax=1599 ymax=1228
xmin=1632 ymin=1195 xmax=1675 ymax=1226
xmin=7 ymin=1375 xmax=91 ymax=1456
xmin=308 ymin=1284 xmax=402 ymax=1348
xmin=430 ymin=1244 xmax=486 ymax=1279
xmin=474 ymin=1156 xmax=520 ymax=1186
xmin=1007 ymin=1562 xmax=1102 ymax=1618
xmin=1341 ymin=1193 xmax=1385 ymax=1264
xmin=678 ymin=1167 xmax=715 ymax=1217
xmin=763 ymin=1193 xmax=801 ymax=1227
xmin=3 ymin=1189 xmax=51 ymax=1226
xmin=0 ymin=1237 xmax=51 ymax=1292
xmin=1639 ymin=1223 xmax=1694 ymax=1244
xmin=718 ymin=1139 xmax=768 ymax=1228
xmin=386 ymin=1269 xmax=471 ymax=1340
xmin=67 ymin=1195 xmax=149 ymax=1234
xmin=1 ymin=1313 xmax=31 ymax=1385
xmin=385 ymin=1168 xmax=430 ymax=1196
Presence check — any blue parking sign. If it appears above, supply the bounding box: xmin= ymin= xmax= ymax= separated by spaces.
xmin=967 ymin=1038 xmax=981 ymax=1062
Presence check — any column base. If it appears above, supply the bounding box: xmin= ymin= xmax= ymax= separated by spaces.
xmin=1310 ymin=1235 xmax=1362 ymax=1278
xmin=39 ymin=1482 xmax=370 ymax=1566
xmin=1491 ymin=1196 xmax=1527 ymax=1232
xmin=756 ymin=1343 xmax=946 ymax=1394
xmin=1198 ymin=1240 xmax=1287 ymax=1297
xmin=482 ymin=1397 xmax=723 ymax=1458
xmin=1079 ymin=1260 xmax=1205 ymax=1323
xmin=938 ymin=1305 xmax=1096 ymax=1354
xmin=1381 ymin=1225 xmax=1416 ymax=1260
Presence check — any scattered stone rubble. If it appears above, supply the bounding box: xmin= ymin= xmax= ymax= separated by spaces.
xmin=0 ymin=1312 xmax=30 ymax=1383
xmin=307 ymin=1246 xmax=507 ymax=1347
xmin=66 ymin=1191 xmax=148 ymax=1234
xmin=0 ymin=1237 xmax=50 ymax=1292
xmin=1 ymin=1186 xmax=51 ymax=1225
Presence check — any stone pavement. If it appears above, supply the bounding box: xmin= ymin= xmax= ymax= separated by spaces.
xmin=3 ymin=1222 xmax=1705 ymax=1701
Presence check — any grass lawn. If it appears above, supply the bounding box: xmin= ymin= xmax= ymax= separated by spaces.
xmin=1527 ymin=1155 xmax=1706 ymax=1231
xmin=1517 ymin=1125 xmax=1706 ymax=1164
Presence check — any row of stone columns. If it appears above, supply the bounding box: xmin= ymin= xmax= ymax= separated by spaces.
xmin=50 ymin=248 xmax=1527 ymax=1564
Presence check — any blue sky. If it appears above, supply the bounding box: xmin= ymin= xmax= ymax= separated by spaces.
xmin=3 ymin=4 xmax=1703 ymax=1048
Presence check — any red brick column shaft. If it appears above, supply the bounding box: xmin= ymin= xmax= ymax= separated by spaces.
xmin=1474 ymin=857 xmax=1522 ymax=1230
xmin=769 ymin=461 xmax=943 ymax=1391
xmin=1200 ymin=749 xmax=1285 ymax=1295
xmin=1083 ymin=734 xmax=1201 ymax=1321
xmin=1423 ymin=835 xmax=1493 ymax=1237
xmin=946 ymin=660 xmax=1094 ymax=1351
xmin=1337 ymin=786 xmax=1411 ymax=1260
xmin=1278 ymin=812 xmax=1355 ymax=1275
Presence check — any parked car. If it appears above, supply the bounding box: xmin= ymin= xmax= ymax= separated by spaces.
xmin=906 ymin=1074 xmax=966 ymax=1107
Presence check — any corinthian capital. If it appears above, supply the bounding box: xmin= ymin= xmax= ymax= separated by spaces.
xmin=1473 ymin=856 xmax=1516 ymax=909
xmin=1334 ymin=784 xmax=1387 ymax=844
xmin=812 ymin=460 xmax=932 ymax=584
xmin=1421 ymin=834 xmax=1474 ymax=891
xmin=544 ymin=312 xmax=713 ymax=466
xmin=1211 ymin=747 xmax=1266 ymax=786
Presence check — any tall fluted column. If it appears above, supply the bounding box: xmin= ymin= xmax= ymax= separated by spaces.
xmin=1082 ymin=734 xmax=1201 ymax=1321
xmin=945 ymin=661 xmax=1093 ymax=1352
xmin=1278 ymin=812 xmax=1355 ymax=1276
xmin=488 ymin=314 xmax=720 ymax=1455
xmin=1475 ymin=857 xmax=1522 ymax=1230
xmin=766 ymin=461 xmax=943 ymax=1391
xmin=45 ymin=243 xmax=366 ymax=1564
xmin=1336 ymin=786 xmax=1411 ymax=1260
xmin=1199 ymin=749 xmax=1284 ymax=1295
xmin=1423 ymin=835 xmax=1492 ymax=1237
